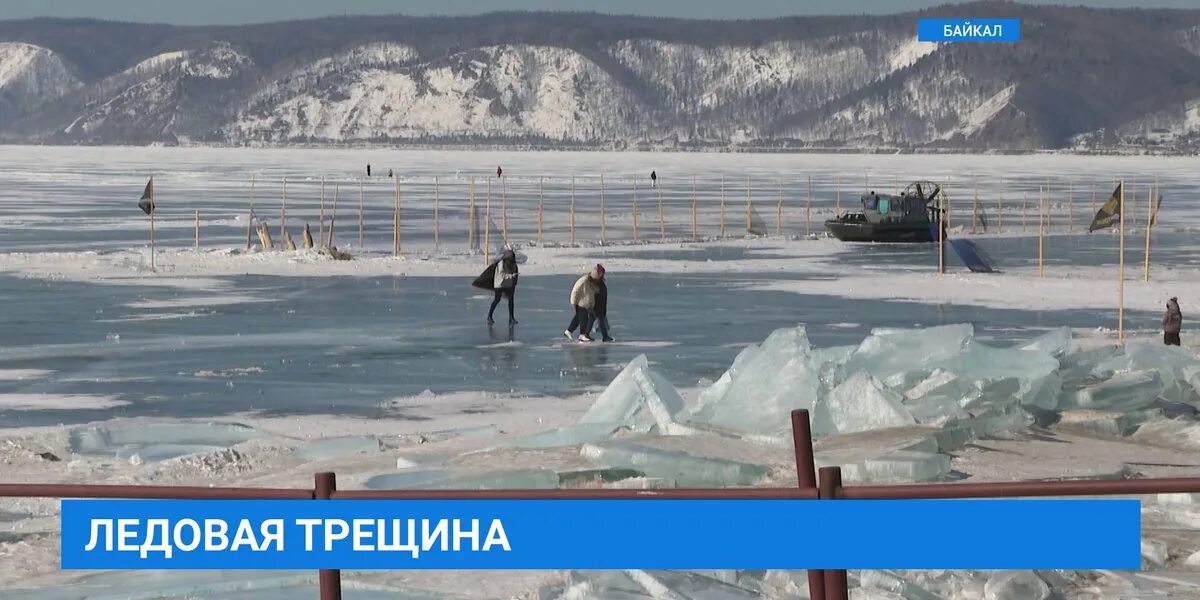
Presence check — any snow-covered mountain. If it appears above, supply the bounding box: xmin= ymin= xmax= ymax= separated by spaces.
xmin=1 ymin=3 xmax=1200 ymax=151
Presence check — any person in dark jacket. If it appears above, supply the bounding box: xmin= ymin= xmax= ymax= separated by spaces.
xmin=1164 ymin=297 xmax=1182 ymax=346
xmin=367 ymin=164 xmax=372 ymax=177
xmin=650 ymin=170 xmax=657 ymax=188
xmin=592 ymin=277 xmax=614 ymax=342
xmin=472 ymin=249 xmax=519 ymax=326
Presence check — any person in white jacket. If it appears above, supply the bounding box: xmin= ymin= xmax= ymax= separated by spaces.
xmin=564 ymin=264 xmax=604 ymax=342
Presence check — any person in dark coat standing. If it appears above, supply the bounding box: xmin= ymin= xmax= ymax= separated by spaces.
xmin=650 ymin=170 xmax=657 ymax=188
xmin=497 ymin=166 xmax=503 ymax=178
xmin=472 ymin=249 xmax=519 ymax=326
xmin=1164 ymin=297 xmax=1182 ymax=346
xmin=367 ymin=164 xmax=372 ymax=177
xmin=593 ymin=276 xmax=614 ymax=342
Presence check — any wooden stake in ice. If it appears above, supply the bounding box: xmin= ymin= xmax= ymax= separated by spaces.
xmin=394 ymin=175 xmax=400 ymax=255
xmin=632 ymin=176 xmax=639 ymax=242
xmin=434 ymin=176 xmax=440 ymax=252
xmin=836 ymin=175 xmax=841 ymax=217
xmin=1118 ymin=179 xmax=1126 ymax=344
xmin=937 ymin=190 xmax=945 ymax=275
xmin=328 ymin=183 xmax=339 ymax=248
xmin=658 ymin=176 xmax=666 ymax=242
xmin=719 ymin=177 xmax=726 ymax=238
xmin=280 ymin=177 xmax=287 ymax=242
xmin=1068 ymin=179 xmax=1074 ymax=232
xmin=972 ymin=177 xmax=979 ymax=235
xmin=745 ymin=176 xmax=752 ymax=236
xmin=1144 ymin=182 xmax=1154 ymax=282
xmin=1022 ymin=191 xmax=1027 ymax=233
xmin=468 ymin=177 xmax=476 ymax=250
xmin=303 ymin=223 xmax=314 ymax=249
xmin=1037 ymin=185 xmax=1045 ymax=278
xmin=149 ymin=177 xmax=156 ymax=271
xmin=485 ymin=178 xmax=492 ymax=263
xmin=319 ymin=176 xmax=325 ymax=247
xmin=776 ymin=176 xmax=783 ymax=236
xmin=600 ymin=173 xmax=607 ymax=242
xmin=997 ymin=176 xmax=1004 ymax=233
xmin=246 ymin=174 xmax=255 ymax=250
xmin=691 ymin=175 xmax=698 ymax=242
xmin=806 ymin=175 xmax=812 ymax=236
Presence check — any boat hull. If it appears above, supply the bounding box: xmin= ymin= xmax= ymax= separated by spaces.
xmin=824 ymin=219 xmax=939 ymax=243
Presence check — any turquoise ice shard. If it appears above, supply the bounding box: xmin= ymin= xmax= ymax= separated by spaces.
xmin=812 ymin=371 xmax=916 ymax=436
xmin=581 ymin=354 xmax=684 ymax=432
xmin=579 ymin=440 xmax=769 ymax=487
xmin=687 ymin=326 xmax=821 ymax=435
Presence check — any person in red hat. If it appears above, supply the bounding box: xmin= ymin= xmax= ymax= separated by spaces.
xmin=564 ymin=264 xmax=604 ymax=343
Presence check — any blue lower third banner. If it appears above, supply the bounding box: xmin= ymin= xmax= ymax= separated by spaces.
xmin=61 ymin=499 xmax=1140 ymax=570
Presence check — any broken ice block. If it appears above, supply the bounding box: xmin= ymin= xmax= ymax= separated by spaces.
xmin=838 ymin=324 xmax=975 ymax=384
xmin=364 ymin=468 xmax=560 ymax=490
xmin=556 ymin=468 xmax=644 ymax=487
xmin=1071 ymin=369 xmax=1164 ymax=412
xmin=1018 ymin=327 xmax=1073 ymax=357
xmin=811 ymin=372 xmax=916 ymax=436
xmin=1124 ymin=344 xmax=1200 ymax=403
xmin=625 ymin=570 xmax=760 ymax=600
xmin=983 ymin=572 xmax=1049 ymax=600
xmin=859 ymin=570 xmax=945 ymax=600
xmin=293 ymin=436 xmax=382 ymax=461
xmin=580 ymin=441 xmax=769 ymax=487
xmin=831 ymin=450 xmax=951 ymax=483
xmin=1055 ymin=410 xmax=1134 ymax=437
xmin=1058 ymin=344 xmax=1124 ymax=382
xmin=938 ymin=340 xmax=1062 ymax=411
xmin=581 ymin=355 xmax=684 ymax=432
xmin=902 ymin=369 xmax=974 ymax=426
xmin=687 ymin=326 xmax=819 ymax=435
xmin=68 ymin=422 xmax=260 ymax=462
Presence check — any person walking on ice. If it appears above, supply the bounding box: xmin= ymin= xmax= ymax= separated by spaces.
xmin=1164 ymin=297 xmax=1182 ymax=346
xmin=564 ymin=264 xmax=604 ymax=343
xmin=472 ymin=248 xmax=519 ymax=326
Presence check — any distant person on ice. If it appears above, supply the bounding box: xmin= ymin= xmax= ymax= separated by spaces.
xmin=1164 ymin=297 xmax=1182 ymax=346
xmin=592 ymin=271 xmax=614 ymax=342
xmin=564 ymin=264 xmax=604 ymax=343
xmin=367 ymin=164 xmax=372 ymax=177
xmin=472 ymin=248 xmax=519 ymax=326
xmin=497 ymin=166 xmax=503 ymax=178
xmin=650 ymin=170 xmax=657 ymax=188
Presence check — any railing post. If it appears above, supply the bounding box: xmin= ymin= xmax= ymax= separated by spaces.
xmin=791 ymin=410 xmax=824 ymax=600
xmin=818 ymin=466 xmax=849 ymax=600
xmin=315 ymin=472 xmax=342 ymax=600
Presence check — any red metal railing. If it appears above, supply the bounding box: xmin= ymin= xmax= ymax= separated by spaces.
xmin=0 ymin=408 xmax=1189 ymax=600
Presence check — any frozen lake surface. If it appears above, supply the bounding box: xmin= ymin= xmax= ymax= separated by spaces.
xmin=0 ymin=267 xmax=1157 ymax=428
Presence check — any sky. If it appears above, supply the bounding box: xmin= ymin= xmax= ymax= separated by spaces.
xmin=0 ymin=0 xmax=1196 ymax=25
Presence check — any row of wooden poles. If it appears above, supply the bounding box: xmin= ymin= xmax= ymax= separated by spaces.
xmin=149 ymin=174 xmax=1163 ymax=271
xmin=937 ymin=178 xmax=1161 ymax=345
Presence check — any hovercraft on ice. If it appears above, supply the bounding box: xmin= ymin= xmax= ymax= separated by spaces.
xmin=824 ymin=180 xmax=947 ymax=243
